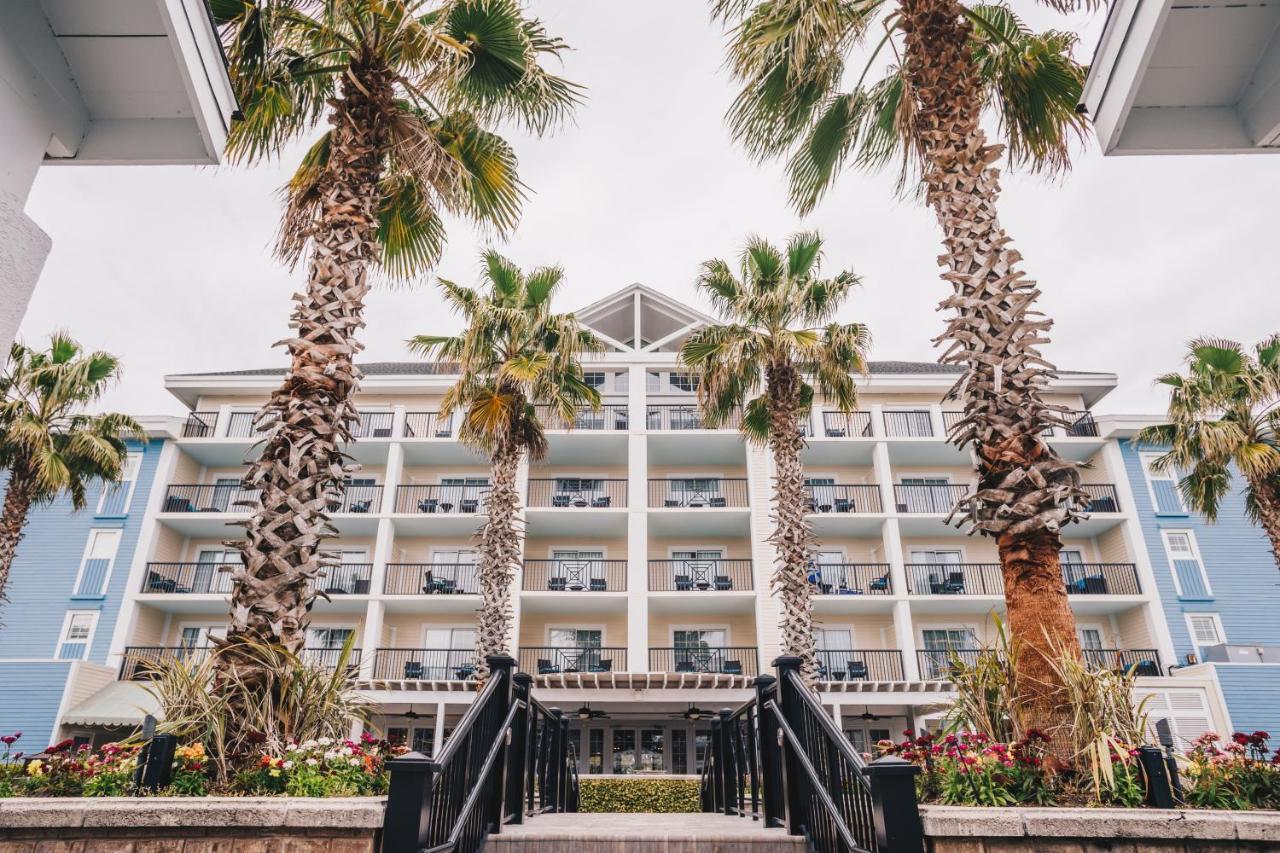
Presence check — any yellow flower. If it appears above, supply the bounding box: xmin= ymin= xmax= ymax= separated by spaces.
xmin=26 ymin=759 xmax=44 ymax=777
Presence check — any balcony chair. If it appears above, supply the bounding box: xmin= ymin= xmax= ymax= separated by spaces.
xmin=944 ymin=572 xmax=966 ymax=594
xmin=826 ymin=426 xmax=846 ymax=437
xmin=1130 ymin=659 xmax=1160 ymax=678
xmin=537 ymin=658 xmax=560 ymax=675
xmin=721 ymin=660 xmax=744 ymax=676
xmin=846 ymin=661 xmax=869 ymax=680
xmin=417 ymin=498 xmax=438 ymax=514
xmin=837 ymin=582 xmax=862 ymax=596
xmin=1089 ymin=496 xmax=1118 ymax=513
xmin=664 ymin=498 xmax=681 ymax=508
xmin=804 ymin=497 xmax=818 ymax=513
xmin=591 ymin=496 xmax=611 ymax=508
xmin=147 ymin=576 xmax=177 ymax=593
xmin=454 ymin=664 xmax=476 ymax=680
xmin=548 ymin=577 xmax=568 ymax=591
xmin=589 ymin=578 xmax=607 ymax=591
xmin=323 ymin=585 xmax=347 ymax=596
xmin=403 ymin=661 xmax=424 ymax=679
xmin=372 ymin=427 xmax=393 ymax=438
xmin=589 ymin=659 xmax=613 ymax=673
xmin=163 ymin=496 xmax=194 ymax=513
xmin=709 ymin=496 xmax=727 ymax=508
xmin=714 ymin=575 xmax=732 ymax=591
xmin=352 ymin=579 xmax=371 ymax=595
xmin=675 ymin=660 xmax=697 ymax=673
xmin=552 ymin=494 xmax=571 ymax=508
xmin=437 ymin=501 xmax=455 ymax=513
xmin=674 ymin=574 xmax=692 ymax=591
xmin=833 ymin=497 xmax=852 ymax=513
xmin=348 ymin=499 xmax=372 ymax=514
xmin=868 ymin=573 xmax=890 ymax=593
xmin=459 ymin=498 xmax=479 ymax=513
xmin=1076 ymin=575 xmax=1109 ymax=594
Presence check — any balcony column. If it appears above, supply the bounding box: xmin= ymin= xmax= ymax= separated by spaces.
xmin=626 ymin=383 xmax=649 ymax=670
xmin=359 ymin=599 xmax=383 ymax=680
xmin=215 ymin=404 xmax=233 ymax=438
xmin=928 ymin=404 xmax=945 ymax=440
xmin=869 ymin=403 xmax=886 ymax=439
xmin=434 ymin=701 xmax=448 ymax=755
xmin=893 ymin=600 xmax=920 ymax=681
xmin=391 ymin=405 xmax=407 ymax=439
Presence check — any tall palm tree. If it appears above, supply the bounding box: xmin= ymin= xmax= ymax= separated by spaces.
xmin=0 ymin=334 xmax=141 ymax=603
xmin=1137 ymin=337 xmax=1280 ymax=569
xmin=713 ymin=0 xmax=1096 ymax=736
xmin=212 ymin=1 xmax=579 ymax=678
xmin=680 ymin=232 xmax=870 ymax=685
xmin=409 ymin=252 xmax=603 ymax=682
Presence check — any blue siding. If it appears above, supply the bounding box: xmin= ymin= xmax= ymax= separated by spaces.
xmin=0 ymin=661 xmax=73 ymax=753
xmin=1214 ymin=665 xmax=1280 ymax=736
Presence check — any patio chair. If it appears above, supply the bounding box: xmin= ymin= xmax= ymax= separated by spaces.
xmin=417 ymin=498 xmax=438 ymax=514
xmin=944 ymin=571 xmax=966 ymax=594
xmin=675 ymin=661 xmax=696 ymax=673
xmin=147 ymin=576 xmax=177 ymax=593
xmin=674 ymin=575 xmax=692 ymax=591
xmin=714 ymin=575 xmax=732 ymax=591
xmin=353 ymin=579 xmax=371 ymax=595
xmin=454 ymin=664 xmax=476 ymax=680
xmin=846 ymin=661 xmax=869 ymax=680
xmin=709 ymin=496 xmax=727 ymax=508
xmin=1131 ymin=659 xmax=1160 ymax=678
xmin=664 ymin=498 xmax=681 ymax=508
xmin=928 ymin=574 xmax=946 ymax=595
xmin=403 ymin=661 xmax=424 ymax=679
xmin=816 ymin=661 xmax=829 ymax=680
xmin=591 ymin=496 xmax=611 ymax=508
xmin=721 ymin=660 xmax=744 ymax=675
xmin=537 ymin=658 xmax=560 ymax=675
xmin=323 ymin=586 xmax=347 ymax=596
xmin=552 ymin=494 xmax=571 ymax=508
xmin=834 ymin=497 xmax=852 ymax=513
xmin=868 ymin=573 xmax=890 ymax=593
xmin=548 ymin=577 xmax=567 ymax=591
xmin=589 ymin=578 xmax=607 ymax=591
xmin=349 ymin=499 xmax=372 ymax=514
xmin=590 ymin=659 xmax=613 ymax=673
xmin=163 ymin=496 xmax=193 ymax=513
xmin=459 ymin=498 xmax=479 ymax=513
xmin=837 ymin=584 xmax=862 ymax=596
xmin=825 ymin=427 xmax=846 ymax=438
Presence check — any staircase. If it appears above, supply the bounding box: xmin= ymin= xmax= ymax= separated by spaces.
xmin=487 ymin=813 xmax=805 ymax=852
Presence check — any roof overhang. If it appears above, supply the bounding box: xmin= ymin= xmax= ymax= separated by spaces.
xmin=1082 ymin=0 xmax=1280 ymax=155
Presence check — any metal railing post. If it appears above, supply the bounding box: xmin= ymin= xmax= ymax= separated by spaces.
xmin=556 ymin=712 xmax=572 ymax=811
xmin=485 ymin=654 xmax=516 ymax=834
xmin=546 ymin=708 xmax=564 ymax=811
xmin=754 ymin=674 xmax=785 ymax=828
xmin=866 ymin=755 xmax=925 ymax=853
xmin=709 ymin=711 xmax=725 ymax=812
xmin=717 ymin=708 xmax=736 ymax=816
xmin=774 ymin=655 xmax=808 ymax=838
xmin=505 ymin=672 xmax=532 ymax=824
xmin=383 ymin=751 xmax=437 ymax=853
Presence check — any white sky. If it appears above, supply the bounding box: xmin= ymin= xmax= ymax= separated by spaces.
xmin=18 ymin=2 xmax=1280 ymax=419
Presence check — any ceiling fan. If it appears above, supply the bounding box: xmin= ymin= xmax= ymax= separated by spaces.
xmin=576 ymin=704 xmax=608 ymax=721
xmin=401 ymin=705 xmax=425 ymax=721
xmin=857 ymin=706 xmax=885 ymax=722
xmin=670 ymin=704 xmax=713 ymax=722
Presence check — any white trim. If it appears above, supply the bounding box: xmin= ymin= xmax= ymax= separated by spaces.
xmin=54 ymin=611 xmax=100 ymax=661
xmin=96 ymin=451 xmax=142 ymax=515
xmin=1138 ymin=451 xmax=1184 ymax=513
xmin=1161 ymin=529 xmax=1212 ymax=598
xmin=1185 ymin=613 xmax=1226 ymax=648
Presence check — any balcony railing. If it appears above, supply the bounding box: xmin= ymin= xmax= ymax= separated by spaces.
xmin=403 ymin=411 xmax=454 ymax=438
xmin=372 ymin=648 xmax=477 ymax=680
xmin=527 ymin=479 xmax=627 ymax=509
xmin=141 ymin=562 xmax=236 ymax=594
xmin=121 ymin=646 xmax=362 ymax=679
xmin=803 ymin=484 xmax=882 ymax=513
xmin=534 ymin=403 xmax=629 ymax=431
xmin=162 ymin=484 xmax=260 ymax=513
xmin=350 ymin=412 xmax=395 ymax=438
xmin=523 ymin=559 xmax=627 ymax=592
xmin=942 ymin=410 xmax=965 ymax=436
xmin=648 ymin=478 xmax=748 ymax=508
xmin=1084 ymin=484 xmax=1121 ymax=513
xmin=906 ymin=563 xmax=1003 ymax=596
xmin=519 ymin=647 xmax=627 ymax=675
xmin=645 ymin=404 xmax=740 ymax=431
xmin=649 ymin=647 xmax=759 ymax=677
xmin=916 ymin=649 xmax=986 ymax=680
xmin=918 ymin=648 xmax=1162 ymax=680
xmin=819 ymin=411 xmax=873 ymax=438
xmin=883 ymin=410 xmax=935 ymax=437
xmin=182 ymin=411 xmax=218 ymax=437
xmin=1063 ymin=562 xmax=1141 ymax=595
xmin=806 ymin=563 xmax=891 ymax=595
xmin=309 ymin=563 xmax=373 ymax=595
xmin=327 ymin=484 xmax=382 ymax=514
xmin=816 ymin=650 xmax=904 ymax=682
xmin=393 ymin=485 xmax=489 ymax=514
xmin=1059 ymin=411 xmax=1100 ymax=437
xmin=892 ymin=483 xmax=969 ymax=513
xmin=648 ymin=559 xmax=753 ymax=591
xmin=384 ymin=562 xmax=479 ymax=595
xmin=226 ymin=411 xmax=272 ymax=438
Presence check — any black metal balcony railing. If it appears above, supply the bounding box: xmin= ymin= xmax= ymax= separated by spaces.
xmin=383 ymin=562 xmax=479 ymax=595
xmin=1063 ymin=562 xmax=1141 ymax=595
xmin=906 ymin=563 xmax=1004 ymax=596
xmin=534 ymin=403 xmax=629 ymax=431
xmin=522 ymin=559 xmax=627 ymax=592
xmin=350 ymin=412 xmax=395 ymax=438
xmin=182 ymin=411 xmax=218 ymax=438
xmin=162 ymin=484 xmax=260 ymax=513
xmin=403 ymin=411 xmax=454 ymax=438
xmin=918 ymin=648 xmax=1162 ymax=680
xmin=310 ymin=563 xmax=373 ymax=595
xmin=372 ymin=648 xmax=477 ymax=680
xmin=645 ymin=404 xmax=741 ymax=431
xmin=916 ymin=649 xmax=986 ymax=680
xmin=300 ymin=647 xmax=363 ymax=672
xmin=1054 ymin=410 xmax=1100 ymax=437
xmin=519 ymin=647 xmax=627 ymax=675
xmin=393 ymin=485 xmax=489 ymax=514
xmin=648 ymin=559 xmax=753 ymax=591
xmin=942 ymin=410 xmax=966 ymax=436
xmin=803 ymin=484 xmax=882 ymax=513
xmin=819 ymin=411 xmax=873 ymax=438
xmin=527 ymin=479 xmax=627 ymax=509
xmin=327 ymin=484 xmax=383 ymax=514
xmin=649 ymin=647 xmax=760 ymax=677
xmin=816 ymin=650 xmax=904 ymax=682
xmin=648 ymin=478 xmax=748 ymax=508
xmin=1084 ymin=484 xmax=1122 ymax=513
xmin=141 ymin=562 xmax=236 ymax=594
xmin=226 ymin=411 xmax=273 ymax=438
xmin=121 ymin=646 xmax=362 ymax=679
xmin=883 ymin=410 xmax=935 ymax=438
xmin=893 ymin=483 xmax=969 ymax=513
xmin=806 ymin=563 xmax=892 ymax=595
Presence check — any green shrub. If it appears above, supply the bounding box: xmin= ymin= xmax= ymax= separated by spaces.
xmin=578 ymin=777 xmax=701 ymax=813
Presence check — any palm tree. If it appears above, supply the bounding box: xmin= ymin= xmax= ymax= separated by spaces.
xmin=409 ymin=252 xmax=603 ymax=682
xmin=1137 ymin=337 xmax=1280 ymax=569
xmin=212 ymin=1 xmax=579 ymax=677
xmin=0 ymin=334 xmax=142 ymax=603
xmin=713 ymin=0 xmax=1096 ymax=736
xmin=680 ymin=232 xmax=870 ymax=685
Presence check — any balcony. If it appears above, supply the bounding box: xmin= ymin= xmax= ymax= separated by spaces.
xmin=349 ymin=412 xmax=395 ymax=438
xmin=1083 ymin=485 xmax=1121 ymax=513
xmin=892 ymin=483 xmax=968 ymax=513
xmin=647 ymin=479 xmax=747 ymax=508
xmin=807 ymin=563 xmax=891 ymax=596
xmin=226 ymin=411 xmax=269 ymax=438
xmin=527 ymin=478 xmax=627 ymax=509
xmin=648 ymin=647 xmax=759 ymax=677
xmin=645 ymin=404 xmax=740 ymax=431
xmin=120 ymin=646 xmax=362 ymax=679
xmin=817 ymin=411 xmax=872 ymax=438
xmin=328 ymin=484 xmax=382 ymax=514
xmin=917 ymin=648 xmax=1161 ymax=681
xmin=523 ymin=559 xmax=627 ymax=592
xmin=394 ymin=485 xmax=488 ymax=515
xmin=1064 ymin=563 xmax=1141 ymax=596
xmin=906 ymin=563 xmax=1003 ymax=596
xmin=883 ymin=410 xmax=935 ymax=437
xmin=310 ymin=563 xmax=373 ymax=596
xmin=141 ymin=562 xmax=235 ymax=594
xmin=384 ymin=562 xmax=479 ymax=595
xmin=519 ymin=647 xmax=627 ymax=675
xmin=648 ymin=559 xmax=752 ymax=591
xmin=162 ymin=483 xmax=259 ymax=514
xmin=182 ymin=411 xmax=218 ymax=437
xmin=816 ymin=650 xmax=904 ymax=682
xmin=403 ymin=411 xmax=453 ymax=438
xmin=371 ymin=648 xmax=476 ymax=680
xmin=804 ymin=484 xmax=881 ymax=514
xmin=535 ymin=403 xmax=628 ymax=431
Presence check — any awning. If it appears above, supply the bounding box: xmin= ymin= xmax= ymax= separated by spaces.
xmin=61 ymin=680 xmax=160 ymax=728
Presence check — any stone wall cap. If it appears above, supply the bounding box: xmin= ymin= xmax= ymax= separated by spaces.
xmin=0 ymin=797 xmax=386 ymax=830
xmin=921 ymin=805 xmax=1280 ymax=840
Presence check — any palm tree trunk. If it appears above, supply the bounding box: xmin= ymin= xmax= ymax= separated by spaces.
xmin=474 ymin=435 xmax=524 ymax=684
xmin=766 ymin=363 xmax=819 ymax=685
xmin=0 ymin=472 xmax=34 ymax=604
xmin=1246 ymin=473 xmax=1280 ymax=571
xmin=219 ymin=66 xmax=391 ymax=691
xmin=899 ymin=0 xmax=1085 ymax=741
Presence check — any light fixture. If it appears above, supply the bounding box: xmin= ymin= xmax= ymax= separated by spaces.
xmin=402 ymin=705 xmax=423 ymax=721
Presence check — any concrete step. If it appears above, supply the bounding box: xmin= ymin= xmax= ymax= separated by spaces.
xmin=488 ymin=812 xmax=805 ymax=853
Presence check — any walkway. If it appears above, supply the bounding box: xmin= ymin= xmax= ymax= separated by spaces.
xmin=489 ymin=812 xmax=805 ymax=852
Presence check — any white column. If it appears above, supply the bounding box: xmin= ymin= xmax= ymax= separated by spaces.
xmin=391 ymin=405 xmax=407 ymax=440
xmin=215 ymin=404 xmax=233 ymax=437
xmin=0 ymin=191 xmax=51 ymax=358
xmin=360 ymin=599 xmax=384 ymax=680
xmin=626 ymin=363 xmax=649 ymax=672
xmin=893 ymin=600 xmax=920 ymax=681
xmin=928 ymin=403 xmax=945 ymax=439
xmin=868 ymin=404 xmax=886 ymax=439
xmin=433 ymin=701 xmax=448 ymax=756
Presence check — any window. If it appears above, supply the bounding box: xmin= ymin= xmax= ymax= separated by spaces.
xmin=919 ymin=628 xmax=977 ymax=679
xmin=74 ymin=530 xmax=121 ymax=596
xmin=588 ymin=729 xmax=604 ymax=774
xmin=423 ymin=627 xmax=476 ymax=649
xmin=97 ymin=452 xmax=141 ymax=515
xmin=549 ymin=628 xmax=602 ymax=648
xmin=668 ymin=372 xmax=699 ymax=392
xmin=673 ymin=628 xmax=727 ymax=648
xmin=189 ymin=550 xmax=240 ymax=594
xmin=307 ymin=627 xmax=354 ymax=649
xmin=1186 ymin=614 xmax=1225 ymax=648
xmin=1163 ymin=530 xmax=1212 ymax=598
xmin=180 ymin=625 xmax=226 ymax=649
xmin=583 ymin=372 xmax=605 ymax=389
xmin=898 ymin=476 xmax=953 ymax=513
xmin=646 ymin=371 xmax=661 ymax=393
xmin=614 ymin=371 xmax=629 ymax=393
xmin=1078 ymin=628 xmax=1105 ymax=651
xmin=56 ymin=612 xmax=98 ymax=660
xmin=1140 ymin=452 xmax=1186 ymax=514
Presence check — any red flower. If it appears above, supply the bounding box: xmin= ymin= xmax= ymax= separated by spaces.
xmin=47 ymin=738 xmax=74 ymax=754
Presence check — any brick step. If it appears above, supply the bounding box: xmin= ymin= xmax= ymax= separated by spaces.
xmin=488 ymin=812 xmax=805 ymax=853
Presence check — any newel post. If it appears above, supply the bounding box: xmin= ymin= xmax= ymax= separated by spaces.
xmin=866 ymin=755 xmax=925 ymax=853
xmin=485 ymin=654 xmax=517 ymax=834
xmin=546 ymin=707 xmax=565 ymax=811
xmin=773 ymin=655 xmax=807 ymax=838
xmin=383 ymin=751 xmax=437 ymax=853
xmin=717 ymin=708 xmax=736 ymax=816
xmin=505 ymin=672 xmax=532 ymax=824
xmin=754 ymin=674 xmax=785 ymax=827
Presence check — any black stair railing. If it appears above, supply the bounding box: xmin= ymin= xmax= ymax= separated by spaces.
xmin=701 ymin=656 xmax=924 ymax=853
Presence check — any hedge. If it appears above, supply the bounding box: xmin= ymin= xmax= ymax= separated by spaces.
xmin=578 ymin=777 xmax=701 ymax=813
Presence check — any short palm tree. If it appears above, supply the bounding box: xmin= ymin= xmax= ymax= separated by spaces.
xmin=409 ymin=252 xmax=603 ymax=682
xmin=714 ymin=0 xmax=1097 ymax=738
xmin=212 ymin=1 xmax=579 ymax=680
xmin=680 ymin=232 xmax=870 ymax=684
xmin=0 ymin=334 xmax=141 ymax=603
xmin=1137 ymin=337 xmax=1280 ymax=568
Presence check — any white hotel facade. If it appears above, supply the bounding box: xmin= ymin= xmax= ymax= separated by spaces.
xmin=100 ymin=285 xmax=1231 ymax=773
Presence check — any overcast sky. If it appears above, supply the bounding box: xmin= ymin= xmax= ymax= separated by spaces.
xmin=18 ymin=2 xmax=1280 ymax=419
